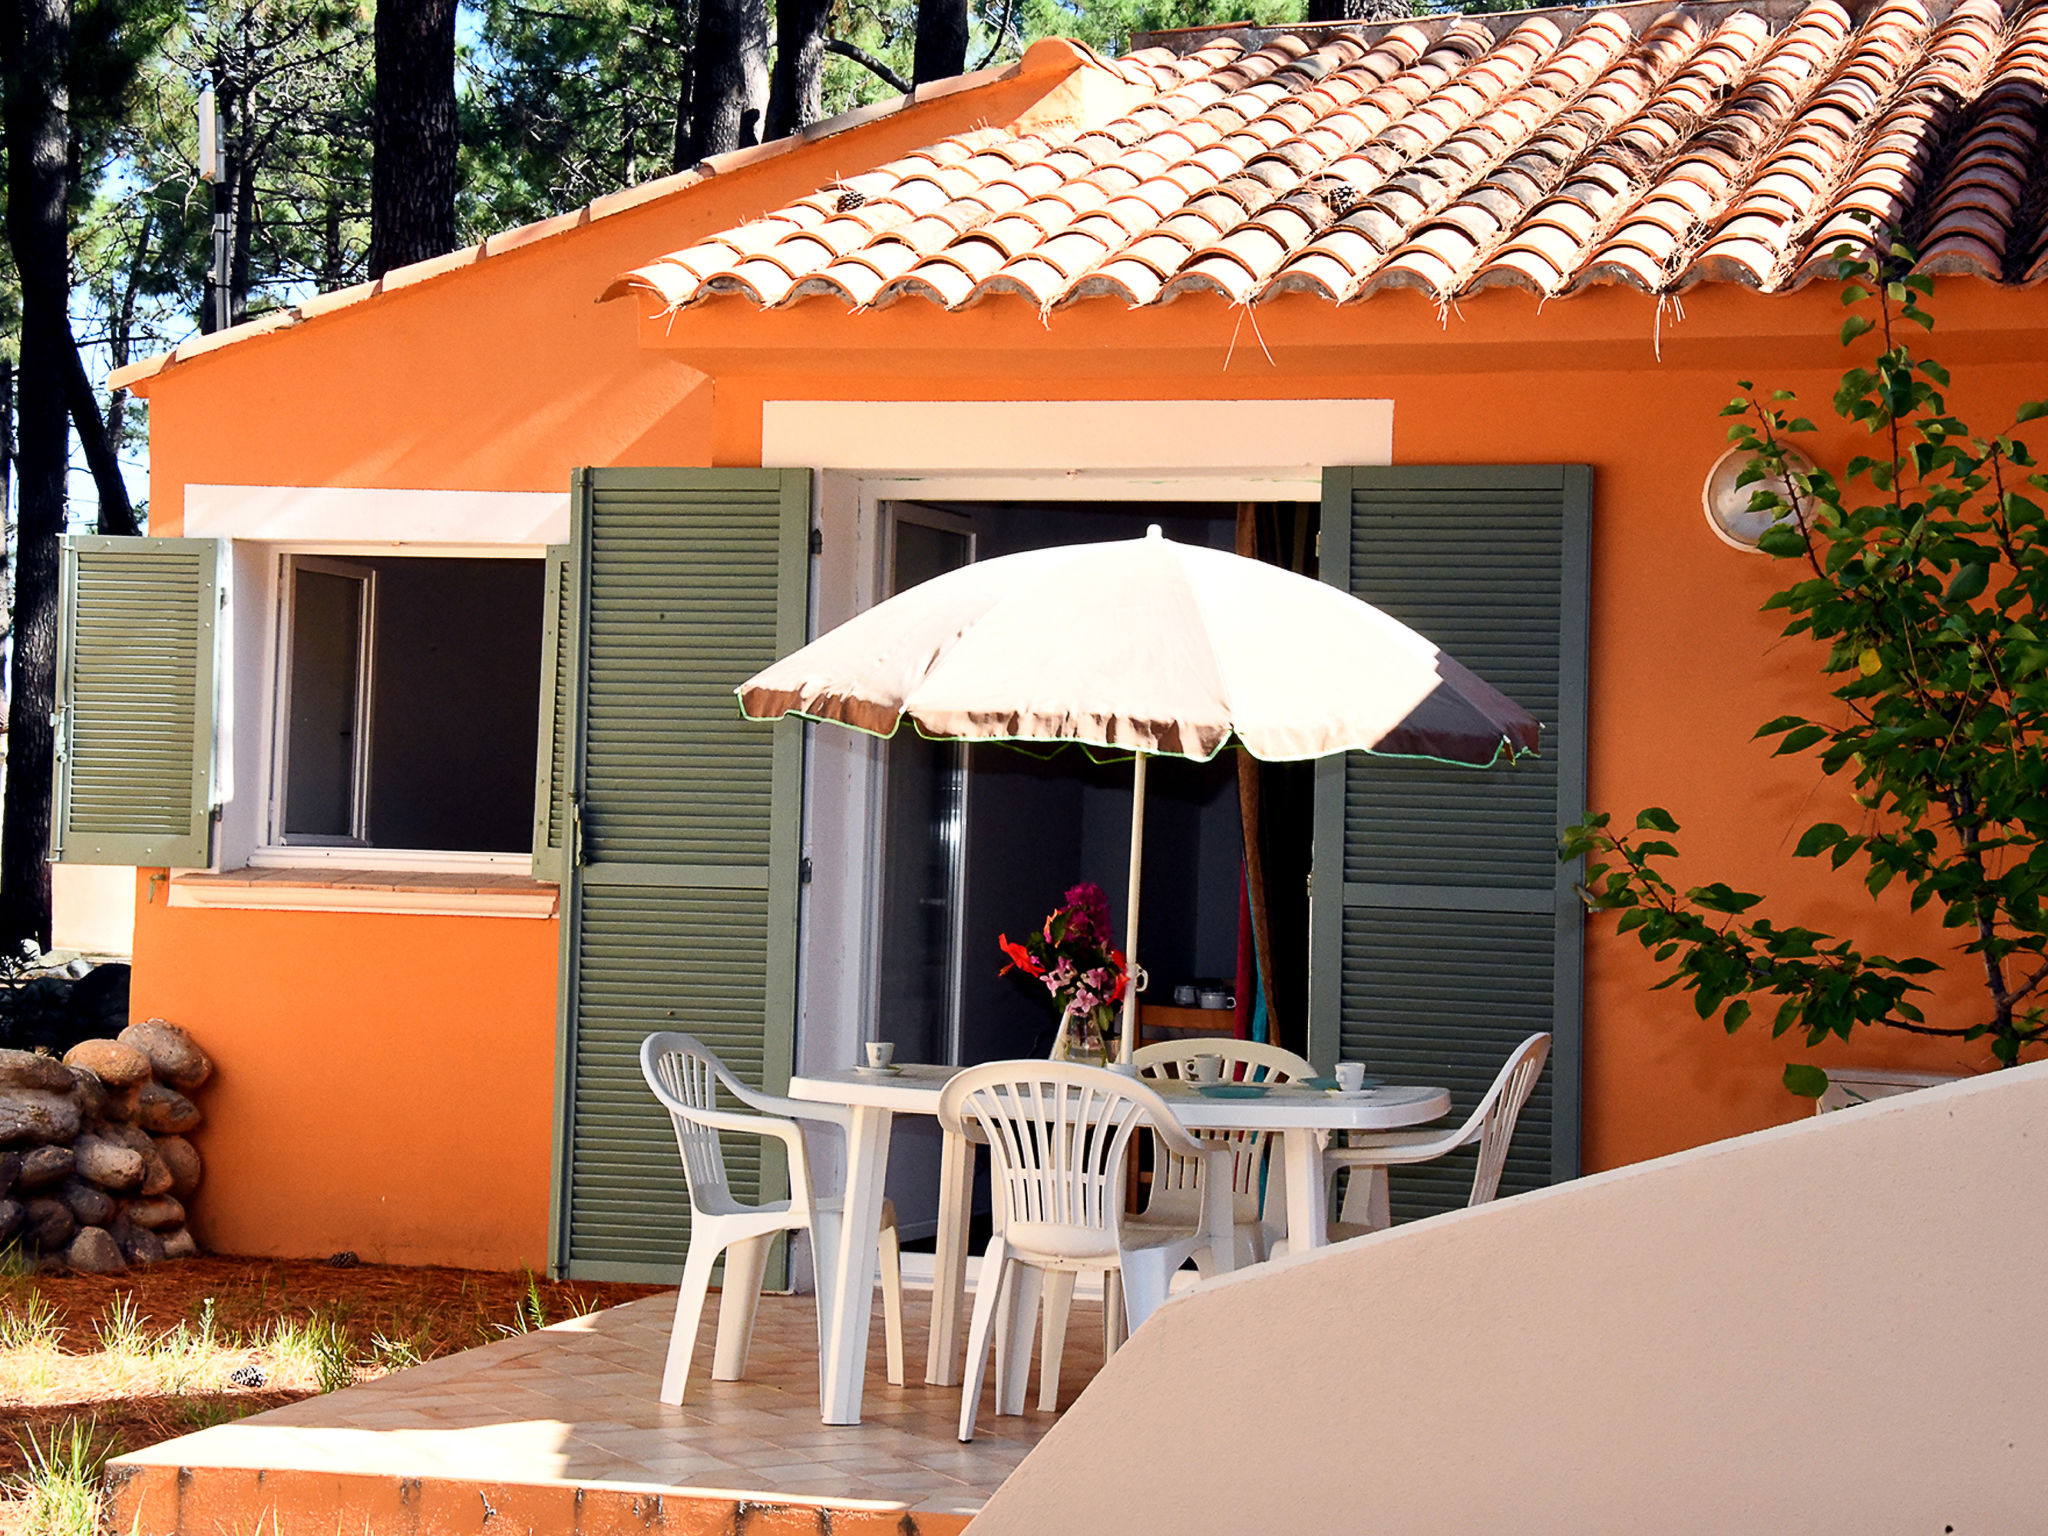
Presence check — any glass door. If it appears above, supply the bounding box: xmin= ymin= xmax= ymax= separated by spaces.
xmin=873 ymin=511 xmax=972 ymax=1067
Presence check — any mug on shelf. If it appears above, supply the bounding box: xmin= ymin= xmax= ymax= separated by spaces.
xmin=1172 ymin=984 xmax=1197 ymax=1007
xmin=1196 ymin=987 xmax=1234 ymax=1010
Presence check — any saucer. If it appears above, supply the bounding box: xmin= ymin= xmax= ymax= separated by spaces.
xmin=851 ymin=1064 xmax=902 ymax=1077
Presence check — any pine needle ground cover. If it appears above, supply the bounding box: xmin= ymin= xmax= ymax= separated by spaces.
xmin=0 ymin=1256 xmax=660 ymax=1536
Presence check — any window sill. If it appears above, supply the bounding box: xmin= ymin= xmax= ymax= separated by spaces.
xmin=167 ymin=867 xmax=559 ymax=919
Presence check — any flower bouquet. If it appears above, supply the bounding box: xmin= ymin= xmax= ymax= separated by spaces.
xmin=998 ymin=882 xmax=1129 ymax=1064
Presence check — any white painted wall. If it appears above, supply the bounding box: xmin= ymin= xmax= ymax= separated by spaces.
xmin=51 ymin=864 xmax=136 ymax=956
xmin=973 ymin=1060 xmax=2048 ymax=1534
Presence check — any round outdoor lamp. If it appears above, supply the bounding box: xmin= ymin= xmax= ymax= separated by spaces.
xmin=1701 ymin=444 xmax=1814 ymax=551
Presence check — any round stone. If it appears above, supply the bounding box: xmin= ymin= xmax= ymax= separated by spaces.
xmin=118 ymin=1020 xmax=212 ymax=1092
xmin=23 ymin=1197 xmax=76 ymax=1251
xmin=72 ymin=1133 xmax=145 ymax=1192
xmin=63 ymin=1039 xmax=151 ymax=1089
xmin=136 ymin=1082 xmax=202 ymax=1135
xmin=154 ymin=1135 xmax=203 ymax=1197
xmin=160 ymin=1225 xmax=200 ymax=1260
xmin=66 ymin=1066 xmax=109 ymax=1122
xmin=0 ymin=1049 xmax=73 ymax=1092
xmin=0 ymin=1089 xmax=82 ymax=1146
xmin=114 ymin=1219 xmax=167 ymax=1265
xmin=60 ymin=1177 xmax=116 ymax=1228
xmin=66 ymin=1225 xmax=126 ymax=1273
xmin=125 ymin=1195 xmax=185 ymax=1230
xmin=16 ymin=1144 xmax=74 ymax=1191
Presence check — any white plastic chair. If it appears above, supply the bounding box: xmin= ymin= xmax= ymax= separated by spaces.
xmin=1133 ymin=1038 xmax=1317 ymax=1265
xmin=939 ymin=1060 xmax=1235 ymax=1441
xmin=1324 ymin=1032 xmax=1552 ymax=1238
xmin=639 ymin=1032 xmax=905 ymax=1404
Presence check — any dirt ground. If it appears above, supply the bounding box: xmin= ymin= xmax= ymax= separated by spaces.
xmin=0 ymin=1257 xmax=663 ymax=1488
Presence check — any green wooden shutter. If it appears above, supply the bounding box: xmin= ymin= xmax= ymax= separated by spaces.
xmin=550 ymin=468 xmax=810 ymax=1281
xmin=52 ymin=536 xmax=220 ymax=867
xmin=530 ymin=544 xmax=572 ymax=883
xmin=1310 ymin=466 xmax=1589 ymax=1223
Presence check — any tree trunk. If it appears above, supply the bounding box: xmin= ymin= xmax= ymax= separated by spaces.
xmin=913 ymin=0 xmax=966 ymax=84
xmin=64 ymin=342 xmax=134 ymax=537
xmin=767 ymin=0 xmax=828 ymax=138
xmin=368 ymin=0 xmax=457 ymax=278
xmin=1305 ymin=0 xmax=1412 ymax=21
xmin=679 ymin=0 xmax=766 ymax=163
xmin=229 ymin=115 xmax=256 ymax=323
xmin=321 ymin=195 xmax=344 ymax=290
xmin=0 ymin=0 xmax=73 ymax=948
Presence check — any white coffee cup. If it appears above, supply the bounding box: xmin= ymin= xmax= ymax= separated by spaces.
xmin=865 ymin=1040 xmax=896 ymax=1070
xmin=1336 ymin=1061 xmax=1367 ymax=1092
xmin=1189 ymin=1053 xmax=1224 ymax=1086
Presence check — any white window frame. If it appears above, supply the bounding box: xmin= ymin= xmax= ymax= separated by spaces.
xmin=245 ymin=542 xmax=546 ymax=874
xmin=865 ymin=501 xmax=977 ymax=1063
xmin=270 ymin=554 xmax=377 ymax=849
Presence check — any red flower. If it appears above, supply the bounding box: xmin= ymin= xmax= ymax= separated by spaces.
xmin=997 ymin=935 xmax=1045 ymax=978
xmin=1105 ymin=949 xmax=1129 ymax=1004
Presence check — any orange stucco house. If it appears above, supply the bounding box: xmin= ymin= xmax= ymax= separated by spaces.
xmin=88 ymin=0 xmax=2046 ymax=1276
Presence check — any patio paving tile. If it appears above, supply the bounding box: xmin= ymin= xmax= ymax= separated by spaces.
xmin=114 ymin=1288 xmax=1098 ymax=1526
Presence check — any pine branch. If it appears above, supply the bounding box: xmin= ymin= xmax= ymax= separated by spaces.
xmin=826 ymin=38 xmax=910 ymax=94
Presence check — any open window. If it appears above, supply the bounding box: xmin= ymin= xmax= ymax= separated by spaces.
xmin=266 ymin=553 xmax=545 ymax=859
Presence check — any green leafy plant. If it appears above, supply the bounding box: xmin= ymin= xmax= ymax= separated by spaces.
xmin=1563 ymin=228 xmax=2048 ymax=1095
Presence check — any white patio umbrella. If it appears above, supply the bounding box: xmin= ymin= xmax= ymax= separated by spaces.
xmin=737 ymin=526 xmax=1539 ymax=1065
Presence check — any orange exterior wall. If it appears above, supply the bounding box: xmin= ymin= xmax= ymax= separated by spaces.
xmin=125 ymin=59 xmax=1106 ymax=1272
xmin=123 ymin=51 xmax=2044 ymax=1266
xmin=650 ymin=279 xmax=2036 ymax=1174
xmin=129 ymin=877 xmax=560 ymax=1267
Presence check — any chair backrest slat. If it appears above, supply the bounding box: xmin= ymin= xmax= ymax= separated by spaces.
xmin=1133 ymin=1040 xmax=1316 ymax=1222
xmin=941 ymin=1062 xmax=1187 ymax=1263
xmin=1468 ymin=1033 xmax=1551 ymax=1207
xmin=648 ymin=1038 xmax=733 ymax=1208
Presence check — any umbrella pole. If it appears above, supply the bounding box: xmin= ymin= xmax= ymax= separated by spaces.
xmin=1118 ymin=752 xmax=1149 ymax=1066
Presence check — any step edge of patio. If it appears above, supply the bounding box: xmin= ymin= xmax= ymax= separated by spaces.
xmin=103 ymin=1456 xmax=977 ymax=1536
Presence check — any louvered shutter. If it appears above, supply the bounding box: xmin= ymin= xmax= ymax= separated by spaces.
xmin=551 ymin=469 xmax=810 ymax=1281
xmin=1310 ymin=466 xmax=1589 ymax=1222
xmin=530 ymin=545 xmax=572 ymax=883
xmin=52 ymin=536 xmax=220 ymax=867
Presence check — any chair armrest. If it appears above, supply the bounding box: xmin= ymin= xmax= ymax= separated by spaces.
xmin=1142 ymin=1107 xmax=1209 ymax=1162
xmin=707 ymin=1062 xmax=854 ymax=1132
xmin=1323 ymin=1127 xmax=1470 ymax=1167
xmin=646 ymin=1089 xmax=814 ymax=1158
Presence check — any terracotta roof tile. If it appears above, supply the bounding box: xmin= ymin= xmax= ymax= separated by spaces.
xmin=612 ymin=2 xmax=2048 ymax=316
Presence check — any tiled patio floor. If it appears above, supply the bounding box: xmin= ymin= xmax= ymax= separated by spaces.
xmin=110 ymin=1286 xmax=1098 ymax=1532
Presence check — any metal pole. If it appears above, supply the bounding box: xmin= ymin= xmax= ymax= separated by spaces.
xmin=210 ymin=176 xmax=231 ymax=332
xmin=199 ymin=87 xmax=230 ymax=332
xmin=1117 ymin=750 xmax=1148 ymax=1065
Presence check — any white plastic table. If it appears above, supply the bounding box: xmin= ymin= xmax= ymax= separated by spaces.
xmin=787 ymin=1062 xmax=1451 ymax=1425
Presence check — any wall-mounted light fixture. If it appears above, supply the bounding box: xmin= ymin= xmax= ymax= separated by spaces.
xmin=1701 ymin=444 xmax=1815 ymax=552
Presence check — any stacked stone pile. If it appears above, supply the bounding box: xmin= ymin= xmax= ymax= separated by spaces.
xmin=0 ymin=1019 xmax=208 ymax=1271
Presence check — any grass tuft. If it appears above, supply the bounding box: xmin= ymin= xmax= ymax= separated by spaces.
xmin=0 ymin=1290 xmax=64 ymax=1353
xmin=8 ymin=1419 xmax=117 ymax=1536
xmin=93 ymin=1294 xmax=149 ymax=1360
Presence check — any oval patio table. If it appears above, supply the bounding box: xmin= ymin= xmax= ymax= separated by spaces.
xmin=787 ymin=1062 xmax=1452 ymax=1425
